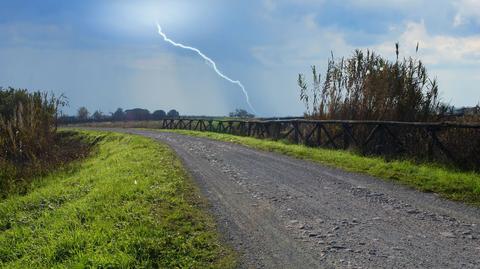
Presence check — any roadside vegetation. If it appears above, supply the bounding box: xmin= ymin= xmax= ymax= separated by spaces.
xmin=0 ymin=88 xmax=93 ymax=197
xmin=297 ymin=45 xmax=480 ymax=170
xmin=229 ymin=108 xmax=255 ymax=119
xmin=164 ymin=129 xmax=480 ymax=206
xmin=60 ymin=106 xmax=181 ymax=124
xmin=0 ymin=130 xmax=235 ymax=268
xmin=1 ymin=88 xmax=234 ymax=267
xmin=297 ymin=44 xmax=447 ymax=122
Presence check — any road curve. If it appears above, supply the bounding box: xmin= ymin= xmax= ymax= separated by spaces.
xmin=119 ymin=129 xmax=479 ymax=268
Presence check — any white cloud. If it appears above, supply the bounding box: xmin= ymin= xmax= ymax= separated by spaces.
xmin=453 ymin=0 xmax=480 ymax=26
xmin=250 ymin=14 xmax=480 ymax=108
xmin=251 ymin=13 xmax=353 ymax=67
xmin=374 ymin=20 xmax=480 ymax=104
xmin=375 ymin=21 xmax=480 ymax=65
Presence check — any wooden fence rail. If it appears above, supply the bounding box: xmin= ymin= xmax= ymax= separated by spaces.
xmin=159 ymin=118 xmax=480 ymax=169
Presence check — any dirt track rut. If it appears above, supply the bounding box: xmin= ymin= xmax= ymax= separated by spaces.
xmin=120 ymin=129 xmax=480 ymax=268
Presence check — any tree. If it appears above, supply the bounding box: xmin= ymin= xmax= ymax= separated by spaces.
xmin=125 ymin=108 xmax=150 ymax=121
xmin=229 ymin=108 xmax=254 ymax=118
xmin=92 ymin=110 xmax=104 ymax=121
xmin=112 ymin=108 xmax=126 ymax=121
xmin=152 ymin=110 xmax=166 ymax=120
xmin=77 ymin=107 xmax=89 ymax=121
xmin=167 ymin=109 xmax=180 ymax=118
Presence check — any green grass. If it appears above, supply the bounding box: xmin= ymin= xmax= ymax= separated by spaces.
xmin=0 ymin=130 xmax=235 ymax=268
xmin=162 ymin=129 xmax=480 ymax=206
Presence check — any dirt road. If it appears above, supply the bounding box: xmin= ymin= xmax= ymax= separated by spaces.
xmin=121 ymin=129 xmax=480 ymax=268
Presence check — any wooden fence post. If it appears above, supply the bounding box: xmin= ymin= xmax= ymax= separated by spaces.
xmin=293 ymin=121 xmax=300 ymax=144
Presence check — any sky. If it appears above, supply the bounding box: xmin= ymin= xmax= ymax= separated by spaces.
xmin=0 ymin=0 xmax=479 ymax=116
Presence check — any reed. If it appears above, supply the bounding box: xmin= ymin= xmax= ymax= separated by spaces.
xmin=298 ymin=45 xmax=449 ymax=121
xmin=298 ymin=46 xmax=480 ymax=170
xmin=0 ymin=87 xmax=71 ymax=195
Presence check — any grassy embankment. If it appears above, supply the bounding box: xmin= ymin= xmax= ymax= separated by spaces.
xmin=163 ymin=129 xmax=480 ymax=206
xmin=0 ymin=130 xmax=235 ymax=268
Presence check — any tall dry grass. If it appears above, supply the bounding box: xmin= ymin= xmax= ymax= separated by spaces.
xmin=297 ymin=46 xmax=480 ymax=170
xmin=0 ymin=87 xmax=69 ymax=195
xmin=298 ymin=45 xmax=448 ymax=121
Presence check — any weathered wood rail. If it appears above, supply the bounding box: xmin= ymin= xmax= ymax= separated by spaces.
xmin=159 ymin=118 xmax=480 ymax=168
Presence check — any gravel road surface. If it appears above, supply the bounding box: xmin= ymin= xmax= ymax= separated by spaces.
xmin=118 ymin=129 xmax=480 ymax=268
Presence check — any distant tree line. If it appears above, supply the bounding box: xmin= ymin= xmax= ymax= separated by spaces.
xmin=59 ymin=107 xmax=180 ymax=124
xmin=229 ymin=108 xmax=254 ymax=119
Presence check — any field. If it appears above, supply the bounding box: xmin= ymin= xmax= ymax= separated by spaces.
xmin=0 ymin=130 xmax=235 ymax=268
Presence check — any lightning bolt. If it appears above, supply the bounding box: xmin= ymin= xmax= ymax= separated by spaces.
xmin=156 ymin=23 xmax=256 ymax=114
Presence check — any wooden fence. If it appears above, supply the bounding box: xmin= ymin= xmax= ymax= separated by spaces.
xmin=159 ymin=118 xmax=480 ymax=169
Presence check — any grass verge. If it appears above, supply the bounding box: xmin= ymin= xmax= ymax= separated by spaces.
xmin=0 ymin=130 xmax=235 ymax=268
xmin=163 ymin=129 xmax=480 ymax=206
xmin=0 ymin=131 xmax=92 ymax=197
